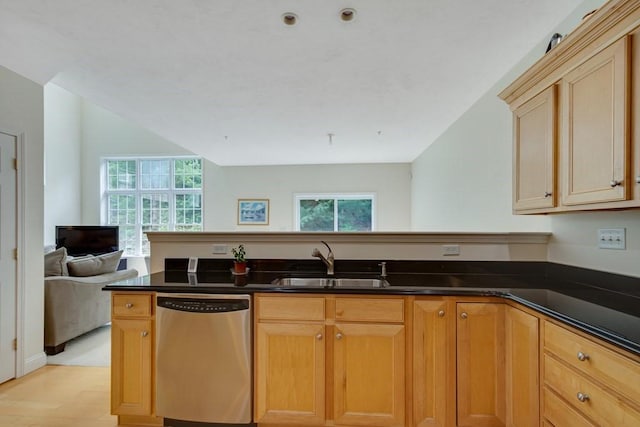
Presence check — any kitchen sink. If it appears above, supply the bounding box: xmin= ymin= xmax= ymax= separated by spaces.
xmin=272 ymin=277 xmax=389 ymax=289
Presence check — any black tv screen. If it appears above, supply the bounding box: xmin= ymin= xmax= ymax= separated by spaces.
xmin=56 ymin=226 xmax=119 ymax=256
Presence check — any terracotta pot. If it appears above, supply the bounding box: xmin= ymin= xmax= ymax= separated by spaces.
xmin=233 ymin=261 xmax=247 ymax=274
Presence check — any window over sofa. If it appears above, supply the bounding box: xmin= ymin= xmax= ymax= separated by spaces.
xmin=102 ymin=157 xmax=203 ymax=256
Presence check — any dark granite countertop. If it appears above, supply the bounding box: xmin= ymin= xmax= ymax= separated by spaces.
xmin=104 ymin=260 xmax=640 ymax=356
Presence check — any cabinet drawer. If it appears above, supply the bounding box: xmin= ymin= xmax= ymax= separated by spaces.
xmin=335 ymin=297 xmax=404 ymax=323
xmin=544 ymin=354 xmax=640 ymax=426
xmin=257 ymin=296 xmax=325 ymax=321
xmin=543 ymin=386 xmax=595 ymax=427
xmin=544 ymin=321 xmax=640 ymax=403
xmin=112 ymin=293 xmax=153 ymax=317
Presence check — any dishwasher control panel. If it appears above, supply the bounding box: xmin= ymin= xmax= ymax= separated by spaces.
xmin=157 ymin=297 xmax=250 ymax=313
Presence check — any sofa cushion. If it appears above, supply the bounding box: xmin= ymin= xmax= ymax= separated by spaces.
xmin=67 ymin=250 xmax=123 ymax=277
xmin=45 ymin=247 xmax=68 ymax=276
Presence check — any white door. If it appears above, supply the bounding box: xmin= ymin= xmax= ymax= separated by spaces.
xmin=0 ymin=131 xmax=17 ymax=383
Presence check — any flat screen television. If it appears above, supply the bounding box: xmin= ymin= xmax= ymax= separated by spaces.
xmin=55 ymin=225 xmax=119 ymax=256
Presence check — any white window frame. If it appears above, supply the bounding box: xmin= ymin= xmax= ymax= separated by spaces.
xmin=294 ymin=193 xmax=376 ymax=231
xmin=101 ymin=156 xmax=203 ymax=256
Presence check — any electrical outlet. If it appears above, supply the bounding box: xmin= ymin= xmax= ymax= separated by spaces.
xmin=442 ymin=244 xmax=460 ymax=256
xmin=212 ymin=244 xmax=228 ymax=254
xmin=597 ymin=228 xmax=626 ymax=250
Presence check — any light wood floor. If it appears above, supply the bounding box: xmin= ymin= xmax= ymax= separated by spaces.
xmin=0 ymin=365 xmax=118 ymax=426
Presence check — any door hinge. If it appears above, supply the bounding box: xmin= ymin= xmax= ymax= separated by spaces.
xmin=13 ymin=248 xmax=18 ymax=260
xmin=12 ymin=338 xmax=17 ymax=350
xmin=13 ymin=158 xmax=17 ymax=170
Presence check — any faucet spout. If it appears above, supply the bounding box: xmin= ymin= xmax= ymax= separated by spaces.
xmin=312 ymin=241 xmax=335 ymax=275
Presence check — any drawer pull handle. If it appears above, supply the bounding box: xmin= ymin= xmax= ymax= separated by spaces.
xmin=125 ymin=303 xmax=133 ymax=309
xmin=577 ymin=351 xmax=590 ymax=361
xmin=141 ymin=331 xmax=149 ymax=337
xmin=438 ymin=310 xmax=445 ymax=317
xmin=576 ymin=392 xmax=590 ymax=403
xmin=316 ymin=333 xmax=323 ymax=340
xmin=460 ymin=312 xmax=468 ymax=319
xmin=336 ymin=333 xmax=343 ymax=340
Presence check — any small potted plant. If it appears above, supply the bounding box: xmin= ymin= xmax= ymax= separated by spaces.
xmin=231 ymin=244 xmax=247 ymax=274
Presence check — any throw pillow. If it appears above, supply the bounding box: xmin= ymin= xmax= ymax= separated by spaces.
xmin=67 ymin=250 xmax=123 ymax=277
xmin=44 ymin=247 xmax=68 ymax=276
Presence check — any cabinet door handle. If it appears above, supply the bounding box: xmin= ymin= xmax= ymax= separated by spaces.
xmin=610 ymin=179 xmax=622 ymax=187
xmin=125 ymin=303 xmax=133 ymax=309
xmin=460 ymin=312 xmax=468 ymax=319
xmin=544 ymin=191 xmax=552 ymax=198
xmin=438 ymin=310 xmax=445 ymax=317
xmin=336 ymin=333 xmax=343 ymax=340
xmin=316 ymin=333 xmax=323 ymax=340
xmin=141 ymin=331 xmax=149 ymax=337
xmin=577 ymin=351 xmax=590 ymax=361
xmin=576 ymin=392 xmax=590 ymax=402
xmin=636 ymin=176 xmax=640 ymax=184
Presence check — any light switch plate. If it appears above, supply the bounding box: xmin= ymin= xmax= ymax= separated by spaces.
xmin=597 ymin=228 xmax=626 ymax=250
xmin=212 ymin=244 xmax=228 ymax=254
xmin=442 ymin=244 xmax=460 ymax=256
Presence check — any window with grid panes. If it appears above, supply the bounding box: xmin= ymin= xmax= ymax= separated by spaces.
xmin=294 ymin=193 xmax=375 ymax=231
xmin=104 ymin=157 xmax=203 ymax=256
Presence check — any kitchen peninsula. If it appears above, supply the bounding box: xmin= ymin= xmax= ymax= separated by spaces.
xmin=104 ymin=232 xmax=640 ymax=427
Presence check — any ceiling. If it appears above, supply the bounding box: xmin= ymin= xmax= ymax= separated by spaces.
xmin=0 ymin=0 xmax=585 ymax=166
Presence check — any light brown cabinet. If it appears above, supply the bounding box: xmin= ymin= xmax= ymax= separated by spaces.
xmin=107 ymin=290 xmax=640 ymax=427
xmin=254 ymin=295 xmax=325 ymax=424
xmin=110 ymin=292 xmax=160 ymax=425
xmin=543 ymin=320 xmax=640 ymax=426
xmin=412 ymin=298 xmax=455 ymax=427
xmin=512 ymin=85 xmax=557 ymax=212
xmin=456 ymin=302 xmax=505 ymax=427
xmin=499 ymin=0 xmax=640 ymax=214
xmin=504 ymin=305 xmax=539 ymax=427
xmin=560 ymin=36 xmax=630 ymax=206
xmin=254 ymin=294 xmax=406 ymax=427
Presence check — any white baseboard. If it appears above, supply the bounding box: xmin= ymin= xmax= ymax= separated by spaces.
xmin=22 ymin=351 xmax=47 ymax=377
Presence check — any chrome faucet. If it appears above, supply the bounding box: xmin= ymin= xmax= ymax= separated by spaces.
xmin=379 ymin=261 xmax=387 ymax=279
xmin=312 ymin=241 xmax=334 ymax=275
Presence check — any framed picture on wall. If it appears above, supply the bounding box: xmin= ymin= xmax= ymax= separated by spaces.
xmin=237 ymin=199 xmax=269 ymax=225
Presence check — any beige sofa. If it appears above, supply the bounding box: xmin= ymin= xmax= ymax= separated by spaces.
xmin=44 ymin=247 xmax=137 ymax=355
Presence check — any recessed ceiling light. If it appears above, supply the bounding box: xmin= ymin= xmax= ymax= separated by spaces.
xmin=340 ymin=8 xmax=356 ymax=22
xmin=282 ymin=13 xmax=298 ymax=26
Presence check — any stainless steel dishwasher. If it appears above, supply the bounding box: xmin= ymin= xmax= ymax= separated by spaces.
xmin=156 ymin=293 xmax=253 ymax=426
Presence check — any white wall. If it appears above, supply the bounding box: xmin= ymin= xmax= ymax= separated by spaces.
xmin=411 ymin=0 xmax=605 ymax=233
xmin=0 ymin=65 xmax=46 ymax=375
xmin=411 ymin=86 xmax=549 ymax=232
xmin=77 ymin=100 xmax=412 ymax=231
xmin=549 ymin=211 xmax=640 ymax=277
xmin=206 ymin=163 xmax=411 ymax=231
xmin=410 ymin=0 xmax=640 ymax=279
xmin=80 ymin=101 xmax=196 ymax=225
xmin=43 ymin=84 xmax=83 ymax=246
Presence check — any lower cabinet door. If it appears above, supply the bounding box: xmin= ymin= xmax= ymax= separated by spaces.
xmin=333 ymin=322 xmax=405 ymax=427
xmin=111 ymin=318 xmax=153 ymax=416
xmin=505 ymin=306 xmax=539 ymax=427
xmin=413 ymin=299 xmax=455 ymax=427
xmin=254 ymin=322 xmax=326 ymax=425
xmin=456 ymin=303 xmax=506 ymax=427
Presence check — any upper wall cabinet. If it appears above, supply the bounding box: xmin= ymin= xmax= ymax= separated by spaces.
xmin=499 ymin=0 xmax=640 ymax=214
xmin=513 ymin=85 xmax=557 ymax=212
xmin=561 ymin=36 xmax=629 ymax=206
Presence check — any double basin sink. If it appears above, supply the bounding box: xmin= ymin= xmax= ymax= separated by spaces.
xmin=271 ymin=277 xmax=389 ymax=289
